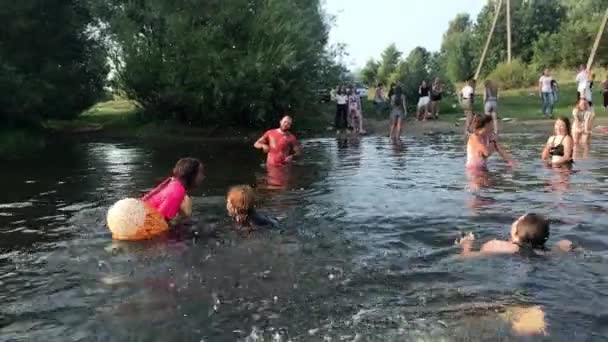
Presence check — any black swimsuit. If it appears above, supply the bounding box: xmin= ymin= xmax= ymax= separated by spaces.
xmin=549 ymin=136 xmax=572 ymax=163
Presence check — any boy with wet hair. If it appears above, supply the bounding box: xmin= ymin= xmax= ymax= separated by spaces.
xmin=458 ymin=213 xmax=575 ymax=256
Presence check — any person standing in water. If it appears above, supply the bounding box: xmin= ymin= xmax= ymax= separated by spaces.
xmin=541 ymin=117 xmax=573 ymax=167
xmin=417 ymin=80 xmax=431 ymax=121
xmin=254 ymin=115 xmax=301 ymax=167
xmin=466 ymin=114 xmax=515 ymax=170
xmin=483 ymin=79 xmax=499 ymax=134
xmin=389 ymin=85 xmax=407 ymax=140
xmin=334 ymin=86 xmax=348 ymax=134
xmin=107 ymin=158 xmax=205 ymax=241
xmin=348 ymin=87 xmax=365 ymax=134
xmin=571 ymin=98 xmax=594 ymax=146
xmin=459 ymin=78 xmax=475 ymax=134
xmin=539 ymin=69 xmax=555 ymax=118
xmin=430 ymin=78 xmax=443 ymax=119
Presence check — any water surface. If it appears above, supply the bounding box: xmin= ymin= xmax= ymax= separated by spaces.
xmin=0 ymin=134 xmax=607 ymax=341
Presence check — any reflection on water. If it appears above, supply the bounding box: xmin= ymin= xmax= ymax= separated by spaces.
xmin=0 ymin=134 xmax=607 ymax=340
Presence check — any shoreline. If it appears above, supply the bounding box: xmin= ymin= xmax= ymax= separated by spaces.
xmin=48 ymin=116 xmax=608 ymax=143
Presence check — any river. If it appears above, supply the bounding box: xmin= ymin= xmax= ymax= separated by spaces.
xmin=0 ymin=134 xmax=607 ymax=341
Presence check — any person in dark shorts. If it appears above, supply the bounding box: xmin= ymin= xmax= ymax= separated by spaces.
xmin=603 ymin=75 xmax=608 ymax=113
xmin=430 ymin=78 xmax=443 ymax=119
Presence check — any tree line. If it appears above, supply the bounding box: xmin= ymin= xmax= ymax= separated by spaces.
xmin=1 ymin=0 xmax=346 ymax=128
xmin=360 ymin=0 xmax=608 ymax=106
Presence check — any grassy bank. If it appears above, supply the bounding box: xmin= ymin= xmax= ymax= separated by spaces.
xmin=41 ymin=82 xmax=608 ymax=139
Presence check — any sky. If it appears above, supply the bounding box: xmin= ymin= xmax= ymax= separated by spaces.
xmin=325 ymin=0 xmax=486 ymax=69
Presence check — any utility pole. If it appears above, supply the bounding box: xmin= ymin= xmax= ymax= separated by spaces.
xmin=587 ymin=7 xmax=608 ymax=70
xmin=506 ymin=0 xmax=512 ymax=64
xmin=475 ymin=0 xmax=503 ymax=80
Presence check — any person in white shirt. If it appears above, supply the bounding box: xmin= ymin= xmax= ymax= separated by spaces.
xmin=459 ymin=78 xmax=475 ymax=134
xmin=335 ymin=86 xmax=348 ymax=134
xmin=575 ymin=65 xmax=589 ymax=101
xmin=539 ymin=69 xmax=555 ymax=117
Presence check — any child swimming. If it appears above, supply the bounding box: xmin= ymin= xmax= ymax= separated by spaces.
xmin=226 ymin=185 xmax=278 ymax=230
xmin=466 ymin=114 xmax=515 ymax=170
xmin=106 ymin=158 xmax=205 ymax=240
xmin=457 ymin=213 xmax=575 ymax=256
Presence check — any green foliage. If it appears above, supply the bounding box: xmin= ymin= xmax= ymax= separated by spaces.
xmin=361 ymin=59 xmax=380 ymax=86
xmin=92 ymin=0 xmax=338 ymax=127
xmin=0 ymin=0 xmax=108 ymax=125
xmin=377 ymin=44 xmax=402 ymax=85
xmin=487 ymin=60 xmax=536 ymax=90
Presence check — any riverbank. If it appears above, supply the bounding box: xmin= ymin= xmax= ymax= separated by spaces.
xmin=2 ymin=82 xmax=606 ymax=159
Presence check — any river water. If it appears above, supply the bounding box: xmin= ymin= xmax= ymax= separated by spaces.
xmin=0 ymin=134 xmax=607 ymax=341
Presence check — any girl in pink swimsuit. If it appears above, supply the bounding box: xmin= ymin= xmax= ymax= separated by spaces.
xmin=143 ymin=158 xmax=205 ymax=222
xmin=107 ymin=158 xmax=205 ymax=241
xmin=466 ymin=114 xmax=515 ymax=170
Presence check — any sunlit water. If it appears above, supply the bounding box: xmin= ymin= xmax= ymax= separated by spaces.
xmin=0 ymin=134 xmax=607 ymax=341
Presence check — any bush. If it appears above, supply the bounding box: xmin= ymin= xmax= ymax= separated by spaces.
xmin=487 ymin=60 xmax=536 ymax=90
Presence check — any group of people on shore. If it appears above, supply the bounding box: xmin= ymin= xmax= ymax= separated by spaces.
xmin=332 ymin=79 xmax=446 ymax=140
xmin=331 ymin=85 xmax=366 ymax=134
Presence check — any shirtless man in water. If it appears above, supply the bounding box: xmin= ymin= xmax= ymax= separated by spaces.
xmin=254 ymin=115 xmax=301 ymax=166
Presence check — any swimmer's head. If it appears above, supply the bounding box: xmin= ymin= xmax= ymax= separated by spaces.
xmin=173 ymin=158 xmax=205 ymax=189
xmin=226 ymin=185 xmax=256 ymax=225
xmin=577 ymin=98 xmax=588 ymax=111
xmin=280 ymin=115 xmax=293 ymax=131
xmin=554 ymin=116 xmax=571 ymax=136
xmin=510 ymin=213 xmax=550 ymax=248
xmin=473 ymin=114 xmax=493 ymax=134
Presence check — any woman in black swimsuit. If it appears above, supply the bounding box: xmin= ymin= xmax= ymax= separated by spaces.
xmin=430 ymin=78 xmax=443 ymax=119
xmin=542 ymin=117 xmax=573 ymax=166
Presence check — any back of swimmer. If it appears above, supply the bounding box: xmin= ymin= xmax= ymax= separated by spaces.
xmin=106 ymin=158 xmax=205 ymax=240
xmin=226 ymin=185 xmax=278 ymax=231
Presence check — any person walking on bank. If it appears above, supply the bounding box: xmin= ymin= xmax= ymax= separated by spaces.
xmin=335 ymin=86 xmax=348 ymax=134
xmin=484 ymin=79 xmax=499 ymax=135
xmin=374 ymin=83 xmax=385 ymax=115
xmin=430 ymin=78 xmax=443 ymax=119
xmin=603 ymin=75 xmax=608 ymax=114
xmin=459 ymin=78 xmax=475 ymax=134
xmin=417 ymin=80 xmax=431 ymax=121
xmin=539 ymin=69 xmax=555 ymax=118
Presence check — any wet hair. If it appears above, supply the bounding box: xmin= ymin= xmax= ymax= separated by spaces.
xmin=142 ymin=157 xmax=203 ymax=200
xmin=226 ymin=185 xmax=256 ymax=225
xmin=515 ymin=213 xmax=550 ymax=248
xmin=472 ymin=114 xmax=493 ymax=131
xmin=173 ymin=157 xmax=204 ymax=189
xmin=555 ymin=116 xmax=571 ymax=136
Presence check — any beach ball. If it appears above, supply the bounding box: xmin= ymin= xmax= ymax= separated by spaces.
xmin=106 ymin=198 xmax=169 ymax=241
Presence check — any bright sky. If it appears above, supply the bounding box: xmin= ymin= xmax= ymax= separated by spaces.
xmin=325 ymin=0 xmax=486 ymax=68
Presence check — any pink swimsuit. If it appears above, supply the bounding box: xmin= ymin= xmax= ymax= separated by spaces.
xmin=143 ymin=178 xmax=186 ymax=220
xmin=466 ymin=134 xmax=492 ymax=170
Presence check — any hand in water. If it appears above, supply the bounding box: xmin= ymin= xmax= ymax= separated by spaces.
xmin=284 ymin=155 xmax=294 ymax=163
xmin=455 ymin=231 xmax=475 ymax=245
xmin=508 ymin=160 xmax=517 ymax=168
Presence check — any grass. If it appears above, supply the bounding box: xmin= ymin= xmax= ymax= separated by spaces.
xmin=41 ymin=82 xmax=597 ymax=140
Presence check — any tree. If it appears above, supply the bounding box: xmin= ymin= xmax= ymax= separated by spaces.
xmin=0 ymin=0 xmax=108 ymax=126
xmin=360 ymin=59 xmax=380 ymax=86
xmin=440 ymin=13 xmax=475 ymax=83
xmin=93 ymin=0 xmax=335 ymax=126
xmin=377 ymin=44 xmax=402 ymax=85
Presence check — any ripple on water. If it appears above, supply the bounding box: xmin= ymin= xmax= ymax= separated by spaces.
xmin=0 ymin=136 xmax=606 ymax=340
